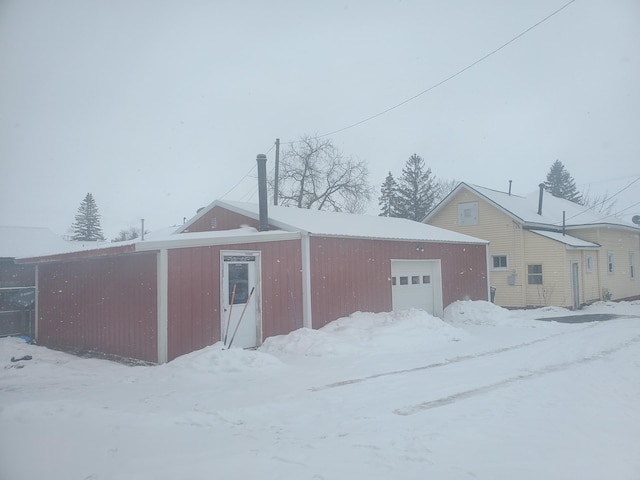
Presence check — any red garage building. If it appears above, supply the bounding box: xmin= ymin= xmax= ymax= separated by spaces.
xmin=20 ymin=198 xmax=488 ymax=363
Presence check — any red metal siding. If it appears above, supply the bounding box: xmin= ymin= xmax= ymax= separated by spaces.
xmin=166 ymin=239 xmax=302 ymax=361
xmin=309 ymin=237 xmax=487 ymax=328
xmin=184 ymin=206 xmax=260 ymax=233
xmin=37 ymin=252 xmax=158 ymax=362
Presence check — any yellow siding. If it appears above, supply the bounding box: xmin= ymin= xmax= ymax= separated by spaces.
xmin=429 ymin=190 xmax=527 ymax=307
xmin=522 ymin=230 xmax=570 ymax=307
xmin=570 ymin=227 xmax=640 ymax=301
xmin=427 ymin=187 xmax=617 ymax=308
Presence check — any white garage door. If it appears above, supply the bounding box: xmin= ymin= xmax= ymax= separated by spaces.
xmin=391 ymin=259 xmax=443 ymax=317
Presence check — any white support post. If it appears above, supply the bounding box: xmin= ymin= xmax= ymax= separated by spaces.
xmin=157 ymin=249 xmax=168 ymax=363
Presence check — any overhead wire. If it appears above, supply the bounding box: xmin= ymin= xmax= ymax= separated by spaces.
xmin=553 ymin=175 xmax=640 ymax=224
xmin=222 ymin=0 xmax=577 ymax=194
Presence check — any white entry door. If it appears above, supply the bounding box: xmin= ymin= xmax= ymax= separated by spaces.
xmin=221 ymin=253 xmax=261 ymax=348
xmin=391 ymin=259 xmax=443 ymax=317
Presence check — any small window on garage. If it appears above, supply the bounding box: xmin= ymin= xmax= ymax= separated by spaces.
xmin=491 ymin=255 xmax=508 ymax=270
xmin=527 ymin=264 xmax=543 ymax=285
xmin=422 ymin=275 xmax=431 ymax=284
xmin=391 ymin=277 xmax=397 ymax=285
xmin=412 ymin=276 xmax=420 ymax=284
xmin=458 ymin=202 xmax=479 ymax=226
xmin=399 ymin=276 xmax=408 ymax=285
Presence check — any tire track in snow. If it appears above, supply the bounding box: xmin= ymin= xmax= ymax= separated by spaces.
xmin=310 ymin=323 xmax=599 ymax=392
xmin=394 ymin=332 xmax=640 ymax=416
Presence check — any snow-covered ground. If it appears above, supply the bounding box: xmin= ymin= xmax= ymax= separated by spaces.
xmin=1 ymin=301 xmax=639 ymax=480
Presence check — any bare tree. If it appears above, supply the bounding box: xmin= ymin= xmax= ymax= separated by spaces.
xmin=274 ymin=135 xmax=373 ymax=213
xmin=434 ymin=178 xmax=459 ymax=204
xmin=580 ymin=186 xmax=618 ymax=215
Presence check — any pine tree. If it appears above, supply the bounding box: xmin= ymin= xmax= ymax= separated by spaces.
xmin=71 ymin=193 xmax=105 ymax=241
xmin=378 ymin=171 xmax=401 ymax=217
xmin=544 ymin=160 xmax=581 ymax=203
xmin=396 ymin=154 xmax=437 ymax=221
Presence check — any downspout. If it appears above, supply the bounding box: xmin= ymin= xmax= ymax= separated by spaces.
xmin=34 ymin=264 xmax=39 ymax=340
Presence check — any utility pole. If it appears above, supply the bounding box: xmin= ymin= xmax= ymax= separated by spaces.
xmin=274 ymin=138 xmax=280 ymax=205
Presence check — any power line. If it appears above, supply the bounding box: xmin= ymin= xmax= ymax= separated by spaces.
xmin=556 ymin=175 xmax=640 ymax=223
xmin=315 ymin=0 xmax=577 ymax=139
xmin=224 ymin=1 xmax=577 ymax=196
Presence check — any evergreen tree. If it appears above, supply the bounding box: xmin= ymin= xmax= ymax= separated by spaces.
xmin=71 ymin=193 xmax=105 ymax=241
xmin=378 ymin=171 xmax=400 ymax=217
xmin=544 ymin=160 xmax=581 ymax=203
xmin=396 ymin=154 xmax=436 ymax=221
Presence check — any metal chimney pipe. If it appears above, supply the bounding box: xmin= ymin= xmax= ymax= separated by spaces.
xmin=508 ymin=180 xmax=512 ymax=196
xmin=257 ymin=154 xmax=269 ymax=231
xmin=537 ymin=183 xmax=545 ymax=215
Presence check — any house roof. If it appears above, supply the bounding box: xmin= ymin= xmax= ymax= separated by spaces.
xmin=203 ymin=200 xmax=488 ymax=244
xmin=425 ymin=183 xmax=640 ymax=232
xmin=529 ymin=230 xmax=600 ymax=249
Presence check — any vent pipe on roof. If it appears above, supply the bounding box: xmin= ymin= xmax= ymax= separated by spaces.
xmin=508 ymin=180 xmax=512 ymax=196
xmin=562 ymin=211 xmax=566 ymax=236
xmin=537 ymin=183 xmax=545 ymax=215
xmin=257 ymin=154 xmax=269 ymax=231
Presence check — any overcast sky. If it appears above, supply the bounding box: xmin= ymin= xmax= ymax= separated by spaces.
xmin=1 ymin=0 xmax=639 ymax=239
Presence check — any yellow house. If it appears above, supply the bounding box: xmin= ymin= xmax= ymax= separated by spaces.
xmin=424 ymin=183 xmax=640 ymax=309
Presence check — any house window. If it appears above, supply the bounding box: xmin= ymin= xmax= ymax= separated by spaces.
xmin=527 ymin=264 xmax=543 ymax=285
xmin=491 ymin=255 xmax=508 ymax=270
xmin=412 ymin=276 xmax=420 ymax=285
xmin=585 ymin=255 xmax=594 ymax=273
xmin=399 ymin=276 xmax=408 ymax=285
xmin=422 ymin=275 xmax=431 ymax=284
xmin=631 ymin=253 xmax=636 ymax=280
xmin=607 ymin=252 xmax=615 ymax=274
xmin=457 ymin=202 xmax=478 ymax=226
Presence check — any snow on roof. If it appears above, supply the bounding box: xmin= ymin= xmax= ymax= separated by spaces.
xmin=529 ymin=230 xmax=600 ymax=248
xmin=0 ymin=226 xmax=97 ymax=258
xmin=444 ymin=183 xmax=638 ymax=231
xmin=135 ymin=226 xmax=300 ymax=251
xmin=216 ymin=200 xmax=488 ymax=244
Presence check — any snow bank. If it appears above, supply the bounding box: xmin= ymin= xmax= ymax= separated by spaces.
xmin=261 ymin=309 xmax=467 ymax=357
xmin=165 ymin=342 xmax=283 ymax=374
xmin=443 ymin=300 xmax=549 ymax=326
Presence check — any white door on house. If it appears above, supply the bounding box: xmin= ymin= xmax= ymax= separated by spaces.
xmin=571 ymin=262 xmax=580 ymax=310
xmin=221 ymin=253 xmax=261 ymax=348
xmin=391 ymin=259 xmax=443 ymax=316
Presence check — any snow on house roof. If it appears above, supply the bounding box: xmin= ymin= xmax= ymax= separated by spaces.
xmin=428 ymin=183 xmax=639 ymax=231
xmin=529 ymin=230 xmax=600 ymax=248
xmin=214 ymin=200 xmax=488 ymax=244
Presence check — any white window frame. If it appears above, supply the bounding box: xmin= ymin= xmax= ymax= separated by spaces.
xmin=491 ymin=254 xmax=509 ymax=271
xmin=457 ymin=202 xmax=479 ymax=226
xmin=527 ymin=264 xmax=543 ymax=285
xmin=585 ymin=255 xmax=594 ymax=273
xmin=607 ymin=251 xmax=615 ymax=274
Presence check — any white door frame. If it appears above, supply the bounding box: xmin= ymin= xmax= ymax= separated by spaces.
xmin=220 ymin=251 xmax=262 ymax=348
